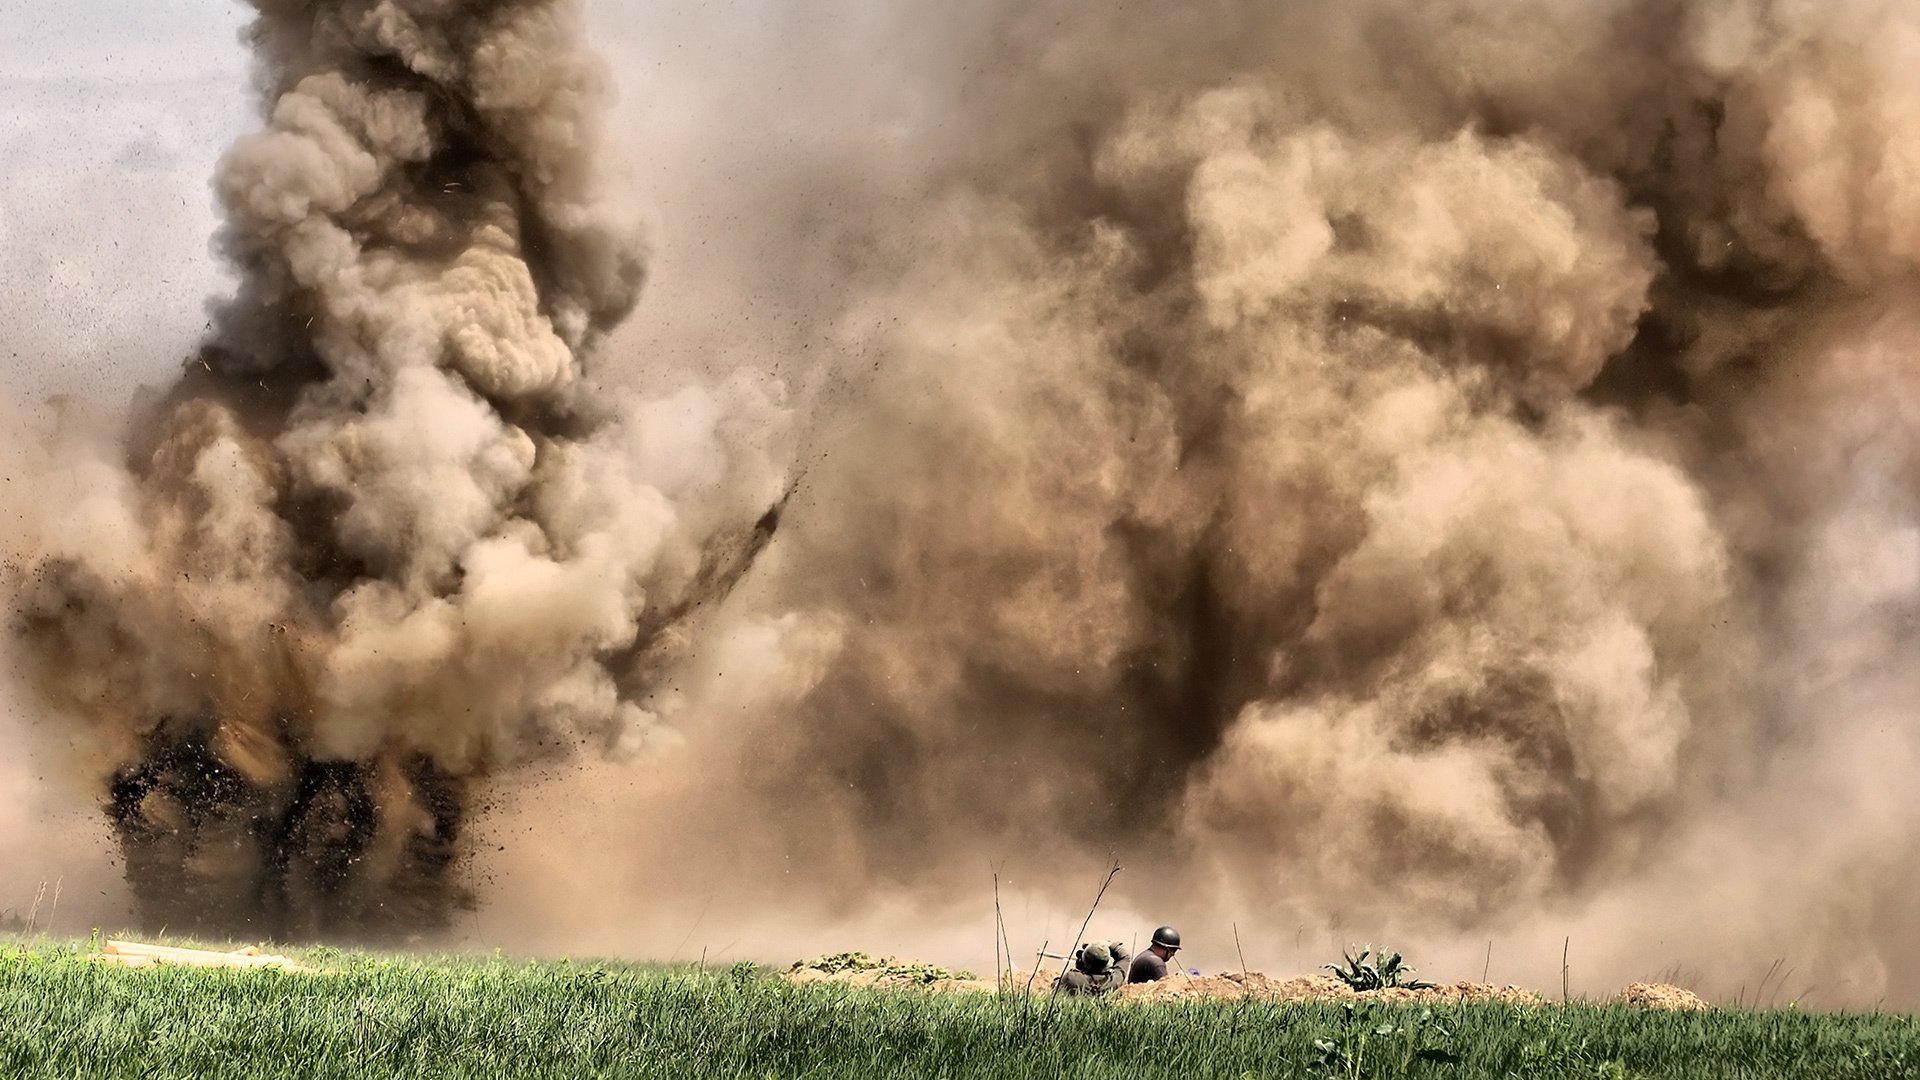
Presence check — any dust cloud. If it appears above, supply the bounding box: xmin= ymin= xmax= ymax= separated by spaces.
xmin=9 ymin=0 xmax=1920 ymax=1007
xmin=10 ymin=0 xmax=787 ymax=938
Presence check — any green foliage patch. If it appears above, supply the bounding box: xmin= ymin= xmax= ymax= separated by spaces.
xmin=2 ymin=940 xmax=1917 ymax=1079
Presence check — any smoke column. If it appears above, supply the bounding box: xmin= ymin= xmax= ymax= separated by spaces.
xmin=14 ymin=0 xmax=786 ymax=937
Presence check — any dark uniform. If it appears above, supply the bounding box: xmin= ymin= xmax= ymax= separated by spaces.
xmin=1127 ymin=950 xmax=1169 ymax=984
xmin=1053 ymin=942 xmax=1130 ymax=996
xmin=1128 ymin=925 xmax=1182 ymax=984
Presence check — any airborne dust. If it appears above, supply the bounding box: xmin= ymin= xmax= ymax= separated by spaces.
xmin=6 ymin=0 xmax=1920 ymax=1006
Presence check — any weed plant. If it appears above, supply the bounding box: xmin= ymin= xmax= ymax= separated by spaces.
xmin=1325 ymin=948 xmax=1436 ymax=992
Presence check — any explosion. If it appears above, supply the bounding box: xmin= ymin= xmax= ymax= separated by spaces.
xmin=15 ymin=0 xmax=785 ymax=937
xmin=15 ymin=0 xmax=1920 ymax=1005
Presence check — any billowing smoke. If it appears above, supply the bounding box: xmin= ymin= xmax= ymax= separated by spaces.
xmin=14 ymin=0 xmax=786 ymax=937
xmin=16 ymin=0 xmax=1920 ymax=1005
xmin=532 ymin=0 xmax=1920 ymax=1003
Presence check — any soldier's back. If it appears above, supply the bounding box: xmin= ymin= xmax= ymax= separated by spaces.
xmin=1127 ymin=950 xmax=1169 ymax=984
xmin=1053 ymin=968 xmax=1123 ymax=996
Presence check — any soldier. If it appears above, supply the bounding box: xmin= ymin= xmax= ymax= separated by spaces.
xmin=1127 ymin=925 xmax=1181 ymax=984
xmin=1052 ymin=941 xmax=1130 ymax=996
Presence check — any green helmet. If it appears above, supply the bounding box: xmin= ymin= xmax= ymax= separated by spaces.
xmin=1077 ymin=942 xmax=1114 ymax=973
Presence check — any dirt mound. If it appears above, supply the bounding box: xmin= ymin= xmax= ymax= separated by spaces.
xmin=1618 ymin=982 xmax=1710 ymax=1010
xmin=785 ymin=966 xmax=994 ymax=993
xmin=1115 ymin=972 xmax=1353 ymax=1003
xmin=1117 ymin=973 xmax=1260 ymax=1002
xmin=784 ymin=958 xmax=1681 ymax=1009
xmin=1373 ymin=981 xmax=1545 ymax=1006
xmin=1116 ymin=973 xmax=1542 ymax=1005
xmin=784 ymin=953 xmax=992 ymax=994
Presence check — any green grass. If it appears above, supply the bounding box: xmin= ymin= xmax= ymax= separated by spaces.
xmin=2 ymin=939 xmax=1917 ymax=1079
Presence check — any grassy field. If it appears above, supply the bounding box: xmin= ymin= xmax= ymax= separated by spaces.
xmin=3 ymin=939 xmax=1918 ymax=1079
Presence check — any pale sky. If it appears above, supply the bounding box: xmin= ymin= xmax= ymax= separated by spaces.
xmin=0 ymin=0 xmax=251 ymax=404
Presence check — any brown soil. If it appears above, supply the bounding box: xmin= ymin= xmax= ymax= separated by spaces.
xmin=784 ymin=966 xmax=996 ymax=994
xmin=1617 ymin=982 xmax=1710 ymax=1010
xmin=1116 ymin=972 xmax=1542 ymax=1005
xmin=1117 ymin=972 xmax=1341 ymax=1003
xmin=1371 ymin=981 xmax=1546 ymax=1006
xmin=785 ymin=963 xmax=1689 ymax=1009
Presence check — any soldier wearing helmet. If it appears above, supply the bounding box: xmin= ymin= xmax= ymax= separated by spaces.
xmin=1127 ymin=926 xmax=1182 ymax=984
xmin=1052 ymin=940 xmax=1131 ymax=996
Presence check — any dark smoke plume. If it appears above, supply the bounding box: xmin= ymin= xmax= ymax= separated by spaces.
xmin=15 ymin=0 xmax=786 ymax=937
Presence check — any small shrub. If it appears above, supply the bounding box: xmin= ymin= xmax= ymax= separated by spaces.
xmin=1308 ymin=1003 xmax=1459 ymax=1077
xmin=1325 ymin=948 xmax=1436 ymax=992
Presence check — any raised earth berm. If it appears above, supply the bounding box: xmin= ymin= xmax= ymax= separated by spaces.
xmin=785 ymin=956 xmax=1704 ymax=1009
xmin=786 ymin=952 xmax=994 ymax=993
xmin=1618 ymin=982 xmax=1712 ymax=1010
xmin=1116 ymin=972 xmax=1545 ymax=1005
